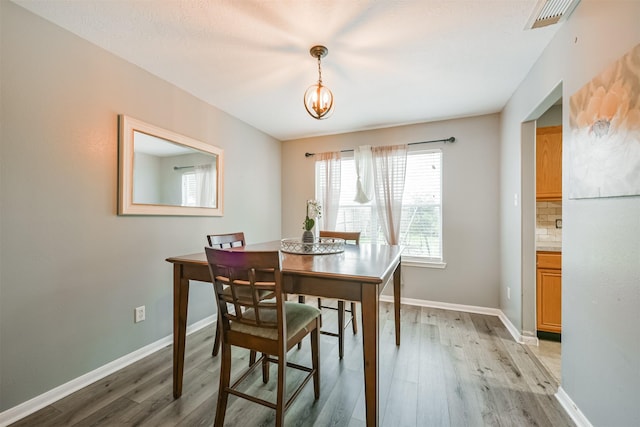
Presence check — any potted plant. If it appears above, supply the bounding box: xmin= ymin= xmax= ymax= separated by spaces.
xmin=302 ymin=200 xmax=321 ymax=244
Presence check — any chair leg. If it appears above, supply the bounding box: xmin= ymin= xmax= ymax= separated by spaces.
xmin=212 ymin=322 xmax=221 ymax=357
xmin=350 ymin=302 xmax=358 ymax=334
xmin=311 ymin=321 xmax=320 ymax=399
xmin=317 ymin=299 xmax=323 ymax=328
xmin=214 ymin=343 xmax=231 ymax=427
xmin=250 ymin=350 xmax=257 ymax=365
xmin=275 ymin=352 xmax=287 ymax=427
xmin=262 ymin=353 xmax=270 ymax=384
xmin=297 ymin=295 xmax=306 ymax=350
xmin=337 ymin=300 xmax=345 ymax=359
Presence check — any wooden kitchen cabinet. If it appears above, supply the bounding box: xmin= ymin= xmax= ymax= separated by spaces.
xmin=536 ymin=251 xmax=562 ymax=334
xmin=536 ymin=126 xmax=562 ymax=200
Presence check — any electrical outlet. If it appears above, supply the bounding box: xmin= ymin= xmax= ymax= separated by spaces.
xmin=507 ymin=287 xmax=511 ymax=300
xmin=135 ymin=306 xmax=146 ymax=323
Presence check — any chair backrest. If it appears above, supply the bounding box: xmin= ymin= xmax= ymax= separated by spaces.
xmin=205 ymin=247 xmax=283 ymax=337
xmin=319 ymin=230 xmax=361 ymax=245
xmin=207 ymin=232 xmax=246 ymax=248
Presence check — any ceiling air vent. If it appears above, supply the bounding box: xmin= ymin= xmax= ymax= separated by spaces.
xmin=525 ymin=0 xmax=580 ymax=29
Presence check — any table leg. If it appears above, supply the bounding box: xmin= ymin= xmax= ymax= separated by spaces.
xmin=393 ymin=261 xmax=401 ymax=346
xmin=361 ymin=283 xmax=379 ymax=426
xmin=173 ymin=264 xmax=189 ymax=398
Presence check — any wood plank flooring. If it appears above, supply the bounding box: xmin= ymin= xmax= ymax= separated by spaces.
xmin=11 ymin=303 xmax=575 ymax=426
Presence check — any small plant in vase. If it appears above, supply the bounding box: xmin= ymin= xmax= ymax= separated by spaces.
xmin=302 ymin=200 xmax=322 ymax=245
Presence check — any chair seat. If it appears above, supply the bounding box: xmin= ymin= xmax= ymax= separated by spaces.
xmin=232 ymin=302 xmax=321 ymax=340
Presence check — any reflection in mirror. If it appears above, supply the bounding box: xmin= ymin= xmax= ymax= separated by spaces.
xmin=132 ymin=132 xmax=218 ymax=208
xmin=118 ymin=115 xmax=224 ymax=216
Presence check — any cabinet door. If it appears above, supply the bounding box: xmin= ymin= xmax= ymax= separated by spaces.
xmin=536 ymin=126 xmax=562 ymax=200
xmin=536 ymin=268 xmax=562 ymax=333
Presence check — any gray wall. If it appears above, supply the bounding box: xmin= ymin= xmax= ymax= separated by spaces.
xmin=500 ymin=1 xmax=640 ymax=425
xmin=0 ymin=2 xmax=281 ymax=410
xmin=282 ymin=114 xmax=501 ymax=307
xmin=133 ymin=152 xmax=161 ymax=204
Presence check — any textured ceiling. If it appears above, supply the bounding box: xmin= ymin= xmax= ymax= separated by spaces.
xmin=14 ymin=0 xmax=562 ymax=141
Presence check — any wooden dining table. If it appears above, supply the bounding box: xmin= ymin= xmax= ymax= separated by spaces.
xmin=166 ymin=240 xmax=402 ymax=426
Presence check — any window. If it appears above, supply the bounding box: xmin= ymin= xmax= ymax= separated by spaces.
xmin=318 ymin=148 xmax=442 ymax=262
xmin=181 ymin=171 xmax=197 ymax=206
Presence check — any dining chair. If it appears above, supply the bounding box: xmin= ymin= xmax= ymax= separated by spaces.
xmin=206 ymin=232 xmax=273 ymax=364
xmin=206 ymin=231 xmax=246 ymax=249
xmin=300 ymin=230 xmax=360 ymax=359
xmin=207 ymin=232 xmax=247 ymax=357
xmin=205 ymin=247 xmax=321 ymax=427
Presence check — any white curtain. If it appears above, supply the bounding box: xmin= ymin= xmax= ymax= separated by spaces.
xmin=372 ymin=145 xmax=407 ymax=245
xmin=354 ymin=145 xmax=374 ymax=203
xmin=195 ymin=164 xmax=216 ymax=208
xmin=315 ymin=151 xmax=341 ymax=230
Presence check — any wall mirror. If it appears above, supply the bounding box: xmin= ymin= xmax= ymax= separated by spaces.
xmin=118 ymin=115 xmax=224 ymax=216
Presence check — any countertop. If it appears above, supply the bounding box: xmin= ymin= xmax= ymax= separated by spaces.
xmin=536 ymin=246 xmax=562 ymax=253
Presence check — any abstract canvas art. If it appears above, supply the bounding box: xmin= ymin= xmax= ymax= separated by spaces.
xmin=569 ymin=44 xmax=640 ymax=199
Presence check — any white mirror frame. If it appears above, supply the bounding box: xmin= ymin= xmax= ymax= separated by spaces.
xmin=118 ymin=115 xmax=224 ymax=216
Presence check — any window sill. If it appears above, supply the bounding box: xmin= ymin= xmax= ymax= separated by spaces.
xmin=401 ymin=257 xmax=447 ymax=269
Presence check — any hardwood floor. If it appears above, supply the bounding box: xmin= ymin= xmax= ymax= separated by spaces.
xmin=11 ymin=303 xmax=575 ymax=426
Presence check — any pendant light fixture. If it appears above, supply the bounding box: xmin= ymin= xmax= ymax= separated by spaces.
xmin=304 ymin=45 xmax=334 ymax=120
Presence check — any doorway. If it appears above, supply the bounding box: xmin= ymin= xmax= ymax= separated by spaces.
xmin=521 ymin=83 xmax=563 ymax=384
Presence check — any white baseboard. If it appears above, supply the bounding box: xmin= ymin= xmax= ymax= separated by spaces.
xmin=0 ymin=316 xmax=216 ymax=427
xmin=521 ymin=331 xmax=539 ymax=346
xmin=556 ymin=386 xmax=594 ymax=427
xmin=496 ymin=310 xmax=526 ymax=343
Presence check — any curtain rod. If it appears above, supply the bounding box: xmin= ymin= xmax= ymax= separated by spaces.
xmin=304 ymin=136 xmax=455 ymax=157
xmin=174 ymin=162 xmax=215 ymax=170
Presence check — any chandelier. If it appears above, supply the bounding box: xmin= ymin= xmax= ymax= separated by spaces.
xmin=303 ymin=45 xmax=334 ymax=120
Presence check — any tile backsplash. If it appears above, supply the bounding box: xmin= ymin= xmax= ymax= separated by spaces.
xmin=536 ymin=201 xmax=562 ymax=246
